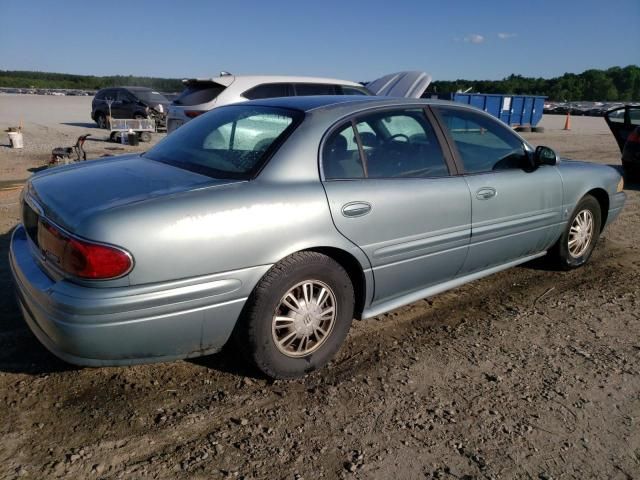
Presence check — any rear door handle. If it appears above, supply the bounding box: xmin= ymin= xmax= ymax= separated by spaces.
xmin=342 ymin=201 xmax=372 ymax=217
xmin=476 ymin=187 xmax=497 ymax=200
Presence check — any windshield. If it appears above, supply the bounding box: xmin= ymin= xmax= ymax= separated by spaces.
xmin=144 ymin=106 xmax=303 ymax=179
xmin=134 ymin=90 xmax=168 ymax=104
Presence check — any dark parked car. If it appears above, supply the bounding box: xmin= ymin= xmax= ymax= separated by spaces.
xmin=91 ymin=87 xmax=170 ymax=129
xmin=605 ymin=105 xmax=640 ymax=178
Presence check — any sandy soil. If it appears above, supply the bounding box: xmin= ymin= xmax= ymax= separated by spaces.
xmin=0 ymin=97 xmax=638 ymax=479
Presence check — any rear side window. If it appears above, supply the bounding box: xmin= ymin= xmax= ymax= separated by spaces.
xmin=339 ymin=85 xmax=371 ymax=96
xmin=323 ymin=124 xmax=365 ymax=179
xmin=173 ymin=83 xmax=226 ymax=106
xmin=323 ymin=109 xmax=450 ymax=180
xmin=243 ymin=83 xmax=292 ymax=100
xmin=144 ymin=106 xmax=302 ymax=179
xmin=436 ymin=107 xmax=528 ymax=173
xmin=99 ymin=89 xmax=117 ymax=101
xmin=294 ymin=83 xmax=339 ymax=96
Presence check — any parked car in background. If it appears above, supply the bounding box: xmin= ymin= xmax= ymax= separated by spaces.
xmin=605 ymin=105 xmax=640 ymax=178
xmin=91 ymin=87 xmax=170 ymax=130
xmin=166 ymin=73 xmax=372 ymax=133
xmin=10 ymin=96 xmax=625 ymax=378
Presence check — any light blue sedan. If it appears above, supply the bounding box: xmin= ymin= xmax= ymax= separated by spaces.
xmin=10 ymin=96 xmax=626 ymax=378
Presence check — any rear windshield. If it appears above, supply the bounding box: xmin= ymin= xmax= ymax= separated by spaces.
xmin=173 ymin=82 xmax=226 ymax=106
xmin=144 ymin=106 xmax=303 ymax=179
xmin=134 ymin=90 xmax=168 ymax=104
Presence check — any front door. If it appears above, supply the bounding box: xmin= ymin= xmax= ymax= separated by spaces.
xmin=604 ymin=106 xmax=640 ymax=152
xmin=433 ymin=106 xmax=564 ymax=273
xmin=321 ymin=108 xmax=471 ymax=305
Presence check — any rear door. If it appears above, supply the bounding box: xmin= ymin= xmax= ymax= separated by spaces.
xmin=321 ymin=107 xmax=471 ymax=305
xmin=605 ymin=106 xmax=640 ymax=152
xmin=110 ymin=89 xmax=131 ymax=118
xmin=433 ymin=106 xmax=564 ymax=273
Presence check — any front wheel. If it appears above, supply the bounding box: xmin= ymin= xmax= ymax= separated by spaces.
xmin=95 ymin=113 xmax=108 ymax=129
xmin=234 ymin=252 xmax=354 ymax=379
xmin=551 ymin=195 xmax=601 ymax=269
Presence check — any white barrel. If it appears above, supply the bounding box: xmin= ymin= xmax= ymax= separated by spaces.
xmin=7 ymin=131 xmax=24 ymax=149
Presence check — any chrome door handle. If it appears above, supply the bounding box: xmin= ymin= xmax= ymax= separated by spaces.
xmin=476 ymin=187 xmax=496 ymax=200
xmin=342 ymin=201 xmax=372 ymax=217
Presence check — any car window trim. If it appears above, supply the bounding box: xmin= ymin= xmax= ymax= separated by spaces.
xmin=424 ymin=106 xmax=461 ymax=175
xmin=320 ymin=105 xmax=457 ymax=181
xmin=351 ymin=119 xmax=369 ymax=178
xmin=431 ymin=104 xmax=531 ymax=176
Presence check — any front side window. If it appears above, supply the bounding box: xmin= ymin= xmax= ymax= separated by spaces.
xmin=243 ymin=83 xmax=292 ymax=100
xmin=145 ymin=106 xmax=301 ymax=179
xmin=135 ymin=90 xmax=168 ymax=104
xmin=436 ymin=107 xmax=529 ymax=173
xmin=323 ymin=109 xmax=450 ymax=180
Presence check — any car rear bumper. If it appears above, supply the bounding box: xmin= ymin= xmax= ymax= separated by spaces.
xmin=9 ymin=225 xmax=270 ymax=366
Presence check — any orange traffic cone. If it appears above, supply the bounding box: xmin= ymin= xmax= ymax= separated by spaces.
xmin=563 ymin=111 xmax=571 ymax=130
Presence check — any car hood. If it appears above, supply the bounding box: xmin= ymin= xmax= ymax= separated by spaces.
xmin=28 ymin=155 xmax=242 ymax=231
xmin=366 ymin=71 xmax=432 ymax=98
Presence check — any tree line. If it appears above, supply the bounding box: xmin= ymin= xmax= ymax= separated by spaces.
xmin=0 ymin=71 xmax=184 ymax=92
xmin=1 ymin=66 xmax=639 ymax=101
xmin=430 ymin=65 xmax=640 ymax=101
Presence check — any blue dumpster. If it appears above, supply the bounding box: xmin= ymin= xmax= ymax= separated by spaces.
xmin=425 ymin=93 xmax=546 ymax=127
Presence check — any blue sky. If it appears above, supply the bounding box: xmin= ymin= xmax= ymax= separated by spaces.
xmin=1 ymin=0 xmax=638 ymax=81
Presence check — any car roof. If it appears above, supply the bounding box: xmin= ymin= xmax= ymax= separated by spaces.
xmin=122 ymin=86 xmax=154 ymax=91
xmin=182 ymin=75 xmax=363 ymax=88
xmin=240 ymin=95 xmax=455 ymax=114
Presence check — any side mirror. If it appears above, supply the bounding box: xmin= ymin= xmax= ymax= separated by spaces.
xmin=534 ymin=145 xmax=558 ymax=166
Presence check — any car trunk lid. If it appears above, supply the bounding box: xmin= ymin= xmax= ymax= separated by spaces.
xmin=26 ymin=155 xmax=242 ymax=232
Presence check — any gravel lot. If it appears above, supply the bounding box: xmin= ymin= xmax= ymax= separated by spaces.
xmin=0 ymin=95 xmax=638 ymax=479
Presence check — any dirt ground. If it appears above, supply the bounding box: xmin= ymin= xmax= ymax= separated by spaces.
xmin=0 ymin=95 xmax=638 ymax=480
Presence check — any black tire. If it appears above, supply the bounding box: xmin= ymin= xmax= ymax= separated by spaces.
xmin=234 ymin=251 xmax=355 ymax=379
xmin=532 ymin=126 xmax=545 ymax=133
xmin=550 ymin=195 xmax=601 ymax=270
xmin=95 ymin=113 xmax=107 ymax=129
xmin=139 ymin=131 xmax=152 ymax=142
xmin=623 ymin=164 xmax=639 ymax=182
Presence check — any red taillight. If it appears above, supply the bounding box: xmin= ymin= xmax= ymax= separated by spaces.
xmin=627 ymin=129 xmax=640 ymax=144
xmin=38 ymin=221 xmax=132 ymax=280
xmin=185 ymin=110 xmax=206 ymax=118
xmin=63 ymin=237 xmax=132 ymax=279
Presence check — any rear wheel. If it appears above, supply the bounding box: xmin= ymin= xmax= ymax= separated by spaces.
xmin=550 ymin=195 xmax=601 ymax=269
xmin=234 ymin=252 xmax=355 ymax=379
xmin=139 ymin=131 xmax=152 ymax=142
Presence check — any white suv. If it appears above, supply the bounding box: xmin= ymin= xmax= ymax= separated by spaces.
xmin=166 ymin=74 xmax=371 ymax=133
